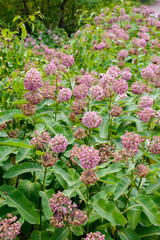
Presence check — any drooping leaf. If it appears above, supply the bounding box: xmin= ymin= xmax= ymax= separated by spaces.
xmin=39 ymin=191 xmax=53 ymax=219
xmin=0 ymin=185 xmax=40 ymax=224
xmin=136 ymin=226 xmax=160 ymax=238
xmin=127 ymin=206 xmax=142 ymax=230
xmin=4 ymin=162 xmax=43 ymax=178
xmin=93 ymin=199 xmax=127 ymax=226
xmin=118 ymin=228 xmax=140 ymax=240
xmin=50 ymin=227 xmax=69 ymax=240
xmin=114 ymin=177 xmax=131 ymax=200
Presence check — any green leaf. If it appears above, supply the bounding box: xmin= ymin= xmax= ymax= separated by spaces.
xmin=0 ymin=185 xmax=40 ymax=224
xmin=118 ymin=228 xmax=140 ymax=240
xmin=52 ymin=167 xmax=78 ymax=187
xmin=99 ymin=116 xmax=109 ymax=138
xmin=136 ymin=226 xmax=160 ymax=238
xmin=0 ymin=146 xmax=16 ymax=163
xmin=16 ymin=147 xmax=32 ymax=163
xmin=19 ymin=23 xmax=27 ymax=39
xmin=70 ymin=225 xmax=83 ymax=236
xmin=30 ymin=230 xmax=50 ymax=240
xmin=4 ymin=162 xmax=43 ymax=178
xmin=127 ymin=206 xmax=142 ymax=230
xmin=50 ymin=227 xmax=70 ymax=240
xmin=114 ymin=177 xmax=131 ymax=200
xmin=135 ymin=195 xmax=160 ymax=226
xmin=13 ymin=15 xmax=21 ymax=22
xmin=145 ymin=178 xmax=160 ymax=194
xmin=93 ymin=199 xmax=127 ymax=226
xmin=97 ymin=162 xmax=124 ymax=178
xmin=0 ymin=138 xmax=34 ymax=148
xmin=39 ymin=191 xmax=53 ymax=219
xmin=41 ymin=116 xmax=65 ymax=136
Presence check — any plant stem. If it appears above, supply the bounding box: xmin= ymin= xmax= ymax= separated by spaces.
xmin=86 ymin=184 xmax=90 ymax=233
xmin=137 ymin=178 xmax=142 ymax=191
xmin=70 ymin=229 xmax=73 ymax=240
xmin=39 ymin=166 xmax=48 ymax=230
xmin=55 ymin=102 xmax=59 ymax=122
xmin=87 ymin=128 xmax=92 ymax=145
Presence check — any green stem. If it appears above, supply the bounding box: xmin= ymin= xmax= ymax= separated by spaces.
xmin=55 ymin=102 xmax=59 ymax=122
xmin=39 ymin=167 xmax=48 ymax=230
xmin=87 ymin=128 xmax=92 ymax=145
xmin=86 ymin=184 xmax=90 ymax=233
xmin=137 ymin=178 xmax=142 ymax=191
xmin=70 ymin=229 xmax=73 ymax=240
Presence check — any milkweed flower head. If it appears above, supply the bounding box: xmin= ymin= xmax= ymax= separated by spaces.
xmin=79 ymin=145 xmax=101 ymax=169
xmin=21 ymin=103 xmax=36 ymax=116
xmin=84 ymin=231 xmax=105 ymax=240
xmin=90 ymin=85 xmax=104 ymax=101
xmin=112 ymin=78 xmax=128 ymax=94
xmin=24 ymin=68 xmax=42 ymax=91
xmin=61 ymin=54 xmax=74 ymax=67
xmin=82 ymin=111 xmax=102 ymax=128
xmin=117 ymin=50 xmax=128 ymax=60
xmin=31 ymin=130 xmax=51 ymax=150
xmin=58 ymin=88 xmax=72 ymax=102
xmin=137 ymin=107 xmax=155 ymax=123
xmin=41 ymin=80 xmax=56 ymax=99
xmin=121 ymin=131 xmax=141 ymax=155
xmin=0 ymin=214 xmax=21 ymax=240
xmin=73 ymin=84 xmax=89 ymax=99
xmin=80 ymin=169 xmax=98 ymax=185
xmin=135 ymin=164 xmax=150 ymax=178
xmin=24 ymin=91 xmax=43 ymax=105
xmin=148 ymin=136 xmax=160 ymax=154
xmin=49 ymin=134 xmax=68 ymax=153
xmin=131 ymin=81 xmax=146 ymax=95
xmin=121 ymin=71 xmax=132 ymax=81
xmin=45 ymin=61 xmax=57 ymax=75
xmin=138 ymin=96 xmax=153 ymax=109
xmin=106 ymin=65 xmax=121 ymax=78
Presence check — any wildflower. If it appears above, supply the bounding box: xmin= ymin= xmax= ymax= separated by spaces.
xmin=24 ymin=68 xmax=42 ymax=91
xmin=121 ymin=131 xmax=141 ymax=155
xmin=82 ymin=111 xmax=102 ymax=128
xmin=84 ymin=231 xmax=105 ymax=240
xmin=58 ymin=88 xmax=72 ymax=102
xmin=0 ymin=214 xmax=21 ymax=240
xmin=117 ymin=50 xmax=128 ymax=60
xmin=141 ymin=66 xmax=155 ymax=81
xmin=73 ymin=84 xmax=89 ymax=99
xmin=0 ymin=123 xmax=7 ymax=130
xmin=131 ymin=81 xmax=146 ymax=95
xmin=79 ymin=74 xmax=96 ymax=87
xmin=137 ymin=107 xmax=155 ymax=123
xmin=24 ymin=91 xmax=43 ymax=105
xmin=80 ymin=169 xmax=98 ymax=185
xmin=112 ymin=78 xmax=128 ymax=95
xmin=45 ymin=61 xmax=57 ymax=75
xmin=148 ymin=136 xmax=160 ymax=154
xmin=121 ymin=71 xmax=132 ymax=81
xmin=73 ymin=128 xmax=86 ymax=139
xmin=31 ymin=130 xmax=50 ymax=150
xmin=79 ymin=145 xmax=101 ymax=169
xmin=70 ymin=99 xmax=87 ymax=115
xmin=106 ymin=65 xmax=121 ymax=78
xmin=90 ymin=85 xmax=104 ymax=101
xmin=109 ymin=105 xmax=123 ymax=117
xmin=41 ymin=80 xmax=56 ymax=99
xmin=21 ymin=103 xmax=36 ymax=116
xmin=41 ymin=152 xmax=58 ymax=167
xmin=135 ymin=164 xmax=150 ymax=178
xmin=70 ymin=144 xmax=82 ymax=165
xmin=49 ymin=134 xmax=68 ymax=153
xmin=138 ymin=96 xmax=153 ymax=109
xmin=61 ymin=54 xmax=74 ymax=67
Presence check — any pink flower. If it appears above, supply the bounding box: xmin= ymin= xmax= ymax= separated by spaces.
xmin=121 ymin=71 xmax=132 ymax=81
xmin=24 ymin=68 xmax=42 ymax=91
xmin=131 ymin=81 xmax=146 ymax=95
xmin=61 ymin=54 xmax=74 ymax=67
xmin=107 ymin=66 xmax=121 ymax=78
xmin=118 ymin=50 xmax=128 ymax=60
xmin=138 ymin=96 xmax=153 ymax=109
xmin=148 ymin=136 xmax=160 ymax=154
xmin=121 ymin=131 xmax=141 ymax=155
xmin=31 ymin=130 xmax=50 ymax=150
xmin=113 ymin=78 xmax=128 ymax=94
xmin=137 ymin=107 xmax=155 ymax=123
xmin=45 ymin=61 xmax=57 ymax=75
xmin=73 ymin=84 xmax=89 ymax=99
xmin=90 ymin=85 xmax=104 ymax=101
xmin=84 ymin=231 xmax=105 ymax=240
xmin=82 ymin=111 xmax=102 ymax=128
xmin=49 ymin=134 xmax=68 ymax=153
xmin=79 ymin=145 xmax=101 ymax=169
xmin=58 ymin=88 xmax=72 ymax=102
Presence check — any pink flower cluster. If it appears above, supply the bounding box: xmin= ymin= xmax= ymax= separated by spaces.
xmin=93 ymin=42 xmax=106 ymax=50
xmin=41 ymin=81 xmax=56 ymax=99
xmin=79 ymin=74 xmax=96 ymax=87
xmin=84 ymin=231 xmax=105 ymax=240
xmin=79 ymin=145 xmax=101 ymax=169
xmin=24 ymin=68 xmax=42 ymax=91
xmin=61 ymin=54 xmax=74 ymax=67
xmin=107 ymin=65 xmax=121 ymax=78
xmin=112 ymin=78 xmax=128 ymax=94
xmin=121 ymin=131 xmax=141 ymax=155
xmin=30 ymin=130 xmax=50 ymax=150
xmin=82 ymin=111 xmax=102 ymax=128
xmin=58 ymin=88 xmax=72 ymax=102
xmin=135 ymin=164 xmax=150 ymax=178
xmin=138 ymin=107 xmax=155 ymax=123
xmin=131 ymin=81 xmax=146 ymax=95
xmin=121 ymin=71 xmax=132 ymax=81
xmin=73 ymin=84 xmax=89 ymax=99
xmin=138 ymin=96 xmax=153 ymax=109
xmin=49 ymin=134 xmax=68 ymax=153
xmin=148 ymin=136 xmax=160 ymax=154
xmin=45 ymin=61 xmax=57 ymax=75
xmin=117 ymin=50 xmax=128 ymax=60
xmin=24 ymin=91 xmax=43 ymax=105
xmin=90 ymin=85 xmax=104 ymax=101
xmin=0 ymin=214 xmax=20 ymax=240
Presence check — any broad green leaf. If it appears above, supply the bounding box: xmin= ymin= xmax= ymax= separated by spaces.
xmin=99 ymin=116 xmax=110 ymax=138
xmin=41 ymin=116 xmax=66 ymax=136
xmin=0 ymin=138 xmax=33 ymax=148
xmin=70 ymin=225 xmax=83 ymax=236
xmin=52 ymin=167 xmax=78 ymax=187
xmin=118 ymin=228 xmax=140 ymax=240
xmin=145 ymin=178 xmax=160 ymax=194
xmin=30 ymin=230 xmax=50 ymax=240
xmin=0 ymin=185 xmax=40 ymax=224
xmin=93 ymin=199 xmax=127 ymax=226
xmin=114 ymin=177 xmax=131 ymax=200
xmin=97 ymin=162 xmax=124 ymax=178
xmin=135 ymin=195 xmax=160 ymax=226
xmin=4 ymin=162 xmax=42 ymax=178
xmin=39 ymin=191 xmax=53 ymax=219
xmin=50 ymin=227 xmax=69 ymax=240
xmin=127 ymin=206 xmax=142 ymax=230
xmin=0 ymin=146 xmax=16 ymax=163
xmin=136 ymin=226 xmax=160 ymax=238
xmin=0 ymin=205 xmax=17 ymax=218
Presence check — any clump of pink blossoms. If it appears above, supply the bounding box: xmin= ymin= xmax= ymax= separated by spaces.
xmin=131 ymin=81 xmax=146 ymax=95
xmin=112 ymin=78 xmax=128 ymax=94
xmin=148 ymin=136 xmax=160 ymax=154
xmin=58 ymin=88 xmax=72 ymax=102
xmin=79 ymin=145 xmax=101 ymax=169
xmin=121 ymin=131 xmax=141 ymax=155
xmin=61 ymin=54 xmax=74 ymax=67
xmin=49 ymin=134 xmax=68 ymax=153
xmin=138 ymin=96 xmax=153 ymax=109
xmin=135 ymin=164 xmax=150 ymax=178
xmin=31 ymin=130 xmax=51 ymax=150
xmin=117 ymin=50 xmax=128 ymax=60
xmin=82 ymin=111 xmax=102 ymax=128
xmin=84 ymin=231 xmax=105 ymax=240
xmin=73 ymin=84 xmax=89 ymax=99
xmin=45 ymin=61 xmax=57 ymax=75
xmin=90 ymin=85 xmax=104 ymax=101
xmin=137 ymin=107 xmax=155 ymax=123
xmin=0 ymin=214 xmax=21 ymax=240
xmin=24 ymin=68 xmax=42 ymax=91
xmin=121 ymin=71 xmax=132 ymax=81
xmin=24 ymin=90 xmax=43 ymax=105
